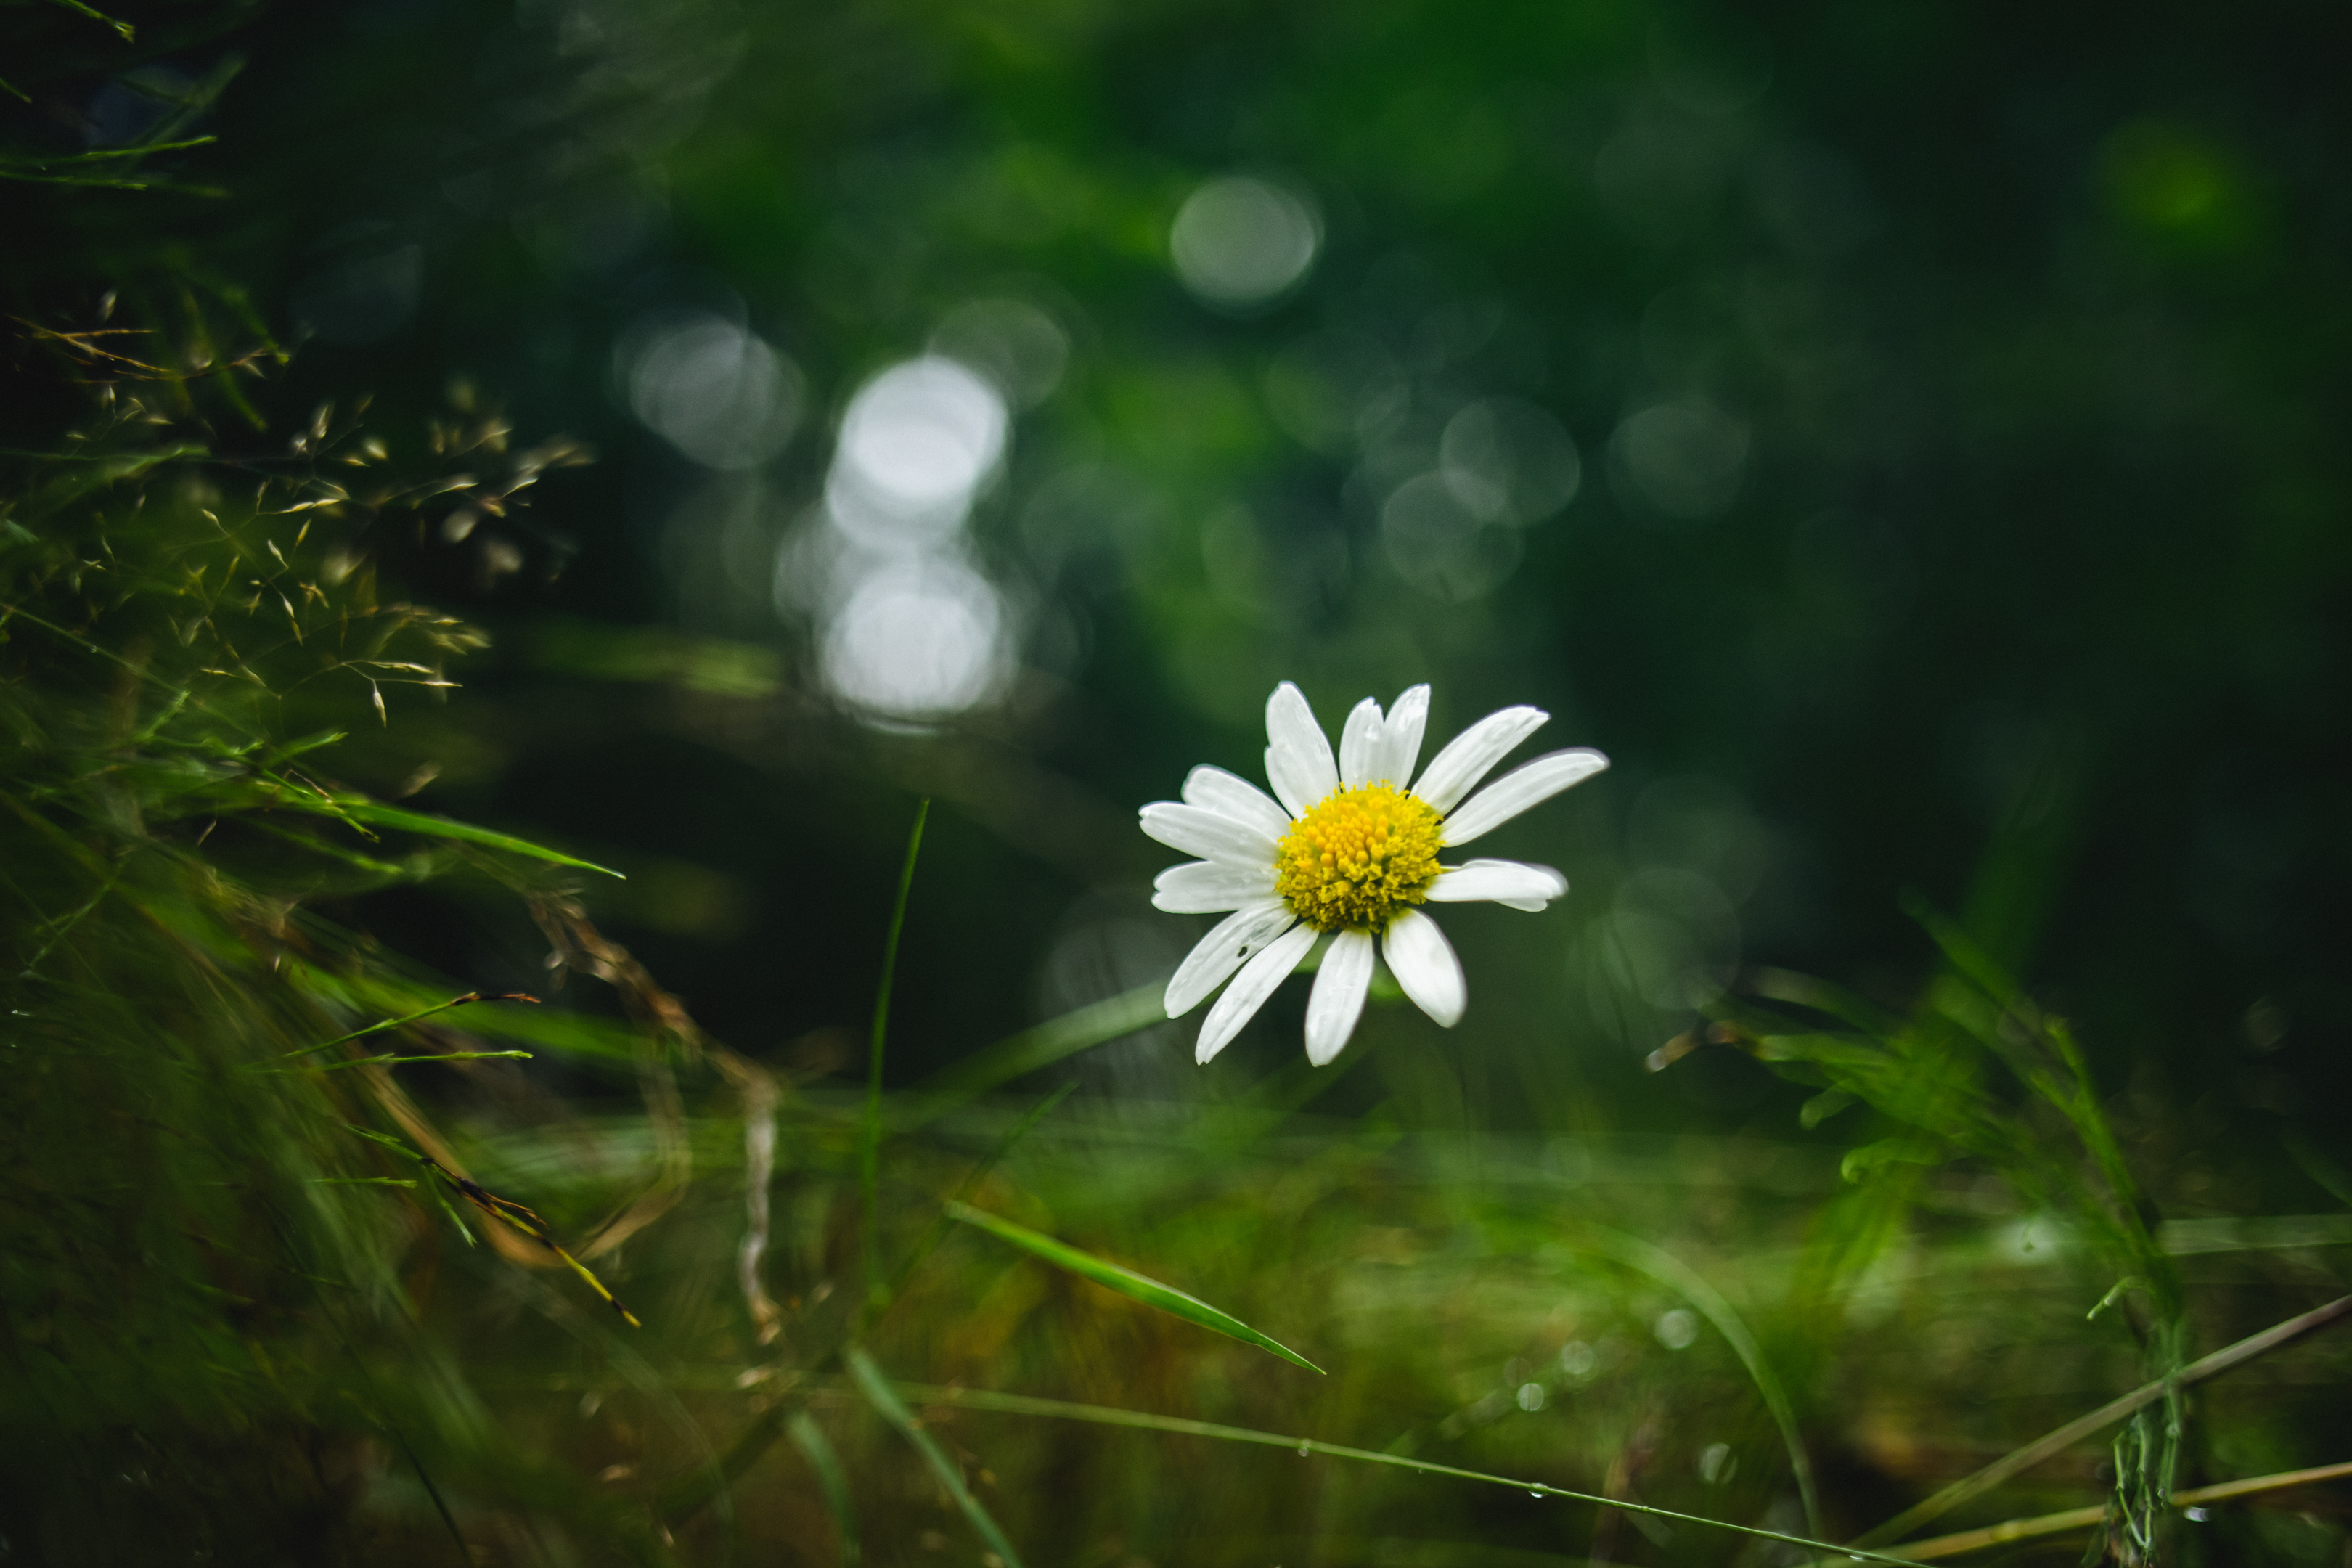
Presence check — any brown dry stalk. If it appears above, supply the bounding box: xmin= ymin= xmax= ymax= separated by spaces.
xmin=1885 ymin=1458 xmax=2352 ymax=1561
xmin=1851 ymin=1294 xmax=2352 ymax=1548
xmin=526 ymin=893 xmax=782 ymax=1338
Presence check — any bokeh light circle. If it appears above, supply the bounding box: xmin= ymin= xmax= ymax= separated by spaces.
xmin=819 ymin=558 xmax=1009 ymax=721
xmin=621 ymin=313 xmax=805 ymax=470
xmin=836 ymin=356 xmax=1009 ymax=515
xmin=1169 ymin=176 xmax=1322 ymax=309
xmin=1611 ymin=400 xmax=1749 ymax=520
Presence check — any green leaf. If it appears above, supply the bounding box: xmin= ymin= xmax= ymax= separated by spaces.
xmin=1559 ymin=1223 xmax=1822 ymax=1543
xmin=281 ymin=793 xmax=624 ymax=878
xmin=883 ymin=1381 xmax=1933 ymax=1568
xmin=902 ymin=981 xmax=1165 ymax=1125
xmin=862 ymin=801 xmax=928 ymax=1313
xmin=785 ymin=1410 xmax=860 ymax=1567
xmin=844 ymin=1347 xmax=1024 ymax=1568
xmin=946 ymin=1201 xmax=1324 ymax=1374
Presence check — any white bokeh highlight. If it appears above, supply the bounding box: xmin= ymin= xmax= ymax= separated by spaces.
xmin=788 ymin=348 xmax=1021 ymax=724
xmin=1170 ymin=176 xmax=1322 ymax=309
xmin=835 ymin=356 xmax=1008 ymax=523
xmin=618 ymin=312 xmax=804 ymax=470
xmin=819 ymin=557 xmax=1009 ymax=720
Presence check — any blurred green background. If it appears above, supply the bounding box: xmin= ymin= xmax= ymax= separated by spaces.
xmin=7 ymin=0 xmax=2352 ymax=1560
xmin=15 ymin=0 xmax=2349 ymax=1135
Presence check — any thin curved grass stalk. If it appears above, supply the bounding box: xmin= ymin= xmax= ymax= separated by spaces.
xmin=579 ymin=1034 xmax=690 ymax=1261
xmin=948 ymin=1200 xmax=1324 ymax=1374
xmin=844 ymin=1348 xmax=1026 ymax=1568
xmin=666 ymin=1082 xmax=1079 ymax=1530
xmin=861 ymin=800 xmax=929 ymax=1309
xmin=309 ymin=1049 xmax=531 ymax=1071
xmin=875 ymin=1080 xmax=1077 ymax=1322
xmin=728 ymin=1055 xmax=784 ymax=1344
xmin=341 ymin=1352 xmax=468 ymax=1563
xmin=526 ymin=896 xmax=703 ymax=1260
xmin=1847 ymin=1292 xmax=2352 ymax=1548
xmin=901 ymin=979 xmax=1164 ymax=1124
xmin=787 ymin=1410 xmax=860 ymax=1567
xmin=290 ymin=796 xmax=624 ymax=877
xmin=270 ymin=992 xmax=540 ymax=1060
xmin=498 ymin=1271 xmax=732 ymax=1561
xmin=1561 ymin=1222 xmax=1822 ymax=1543
xmin=353 ymin=1129 xmax=641 ymax=1328
xmin=435 ymin=1160 xmax=641 ymax=1326
xmin=866 ymin=1381 xmax=1928 ymax=1567
xmin=1863 ymin=1459 xmax=2352 ymax=1564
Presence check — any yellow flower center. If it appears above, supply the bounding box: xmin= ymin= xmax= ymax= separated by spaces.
xmin=1273 ymin=784 xmax=1445 ymax=933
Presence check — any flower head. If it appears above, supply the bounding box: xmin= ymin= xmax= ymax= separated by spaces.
xmin=1140 ymin=682 xmax=1607 ymax=1066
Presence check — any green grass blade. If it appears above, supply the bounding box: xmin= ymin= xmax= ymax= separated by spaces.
xmin=1564 ymin=1223 xmax=1821 ymax=1543
xmin=309 ymin=797 xmax=625 ymax=877
xmin=0 ymin=137 xmax=216 ymax=168
xmin=902 ymin=981 xmax=1164 ymax=1124
xmin=945 ymin=1201 xmax=1324 ymax=1375
xmin=861 ymin=800 xmax=928 ymax=1310
xmin=843 ymin=1347 xmax=1024 ymax=1568
xmin=310 ymin=1050 xmax=531 ymax=1072
xmin=275 ymin=990 xmax=535 ymax=1059
xmin=294 ymin=968 xmax=637 ymax=1064
xmin=1847 ymin=1291 xmax=2352 ymax=1548
xmin=45 ymin=0 xmax=136 ymax=40
xmin=880 ymin=1381 xmax=1928 ymax=1567
xmin=785 ymin=1410 xmax=860 ymax=1567
xmin=881 ymin=1082 xmax=1077 ymax=1315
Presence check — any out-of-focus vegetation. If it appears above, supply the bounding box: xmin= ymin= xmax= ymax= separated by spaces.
xmin=5 ymin=0 xmax=2350 ymax=1562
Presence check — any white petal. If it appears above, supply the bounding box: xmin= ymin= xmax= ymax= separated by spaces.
xmin=1264 ymin=682 xmax=1339 ymax=818
xmin=1139 ymin=801 xmax=1279 ymax=867
xmin=1440 ymin=748 xmax=1610 ymax=844
xmin=1166 ymin=900 xmax=1297 ymax=1018
xmin=1153 ymin=860 xmax=1278 ymax=913
xmin=1411 ymin=705 xmax=1548 ymax=813
xmin=1426 ymin=858 xmax=1570 ymax=912
xmin=1183 ymin=764 xmax=1292 ymax=838
xmin=1381 ymin=908 xmax=1466 ymax=1028
xmin=1373 ymin=684 xmax=1430 ymax=789
xmin=1304 ymin=929 xmax=1375 ymax=1066
xmin=1338 ymin=698 xmax=1387 ymax=789
xmin=1195 ymin=921 xmax=1318 ymax=1063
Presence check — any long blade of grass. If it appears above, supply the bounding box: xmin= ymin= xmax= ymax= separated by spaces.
xmin=310 ymin=1050 xmax=531 ymax=1072
xmin=273 ymin=990 xmax=538 ymax=1060
xmin=44 ymin=0 xmax=136 ymax=39
xmin=298 ymin=796 xmax=624 ymax=877
xmin=875 ymin=1381 xmax=1927 ymax=1567
xmin=946 ymin=1201 xmax=1324 ymax=1375
xmin=1872 ymin=1458 xmax=2352 ymax=1563
xmin=369 ymin=1138 xmax=643 ymax=1328
xmin=861 ymin=800 xmax=929 ymax=1310
xmin=786 ymin=1410 xmax=861 ymax=1567
xmin=13 ymin=861 xmax=122 ymax=981
xmin=878 ymin=1082 xmax=1078 ymax=1318
xmin=1848 ymin=1292 xmax=2352 ymax=1547
xmin=902 ymin=980 xmax=1163 ymax=1124
xmin=1564 ymin=1223 xmax=1821 ymax=1542
xmin=0 ymin=137 xmax=216 ymax=167
xmin=295 ymin=966 xmax=639 ymax=1064
xmin=844 ymin=1347 xmax=1025 ymax=1568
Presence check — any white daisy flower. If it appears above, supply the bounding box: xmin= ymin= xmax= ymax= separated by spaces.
xmin=1140 ymin=682 xmax=1607 ymax=1067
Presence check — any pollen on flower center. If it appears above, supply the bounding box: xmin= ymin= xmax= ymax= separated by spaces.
xmin=1273 ymin=784 xmax=1445 ymax=933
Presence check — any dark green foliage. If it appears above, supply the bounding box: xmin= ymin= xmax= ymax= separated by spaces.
xmin=7 ymin=1 xmax=2352 ymax=1564
xmin=0 ymin=253 xmax=617 ymax=1557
